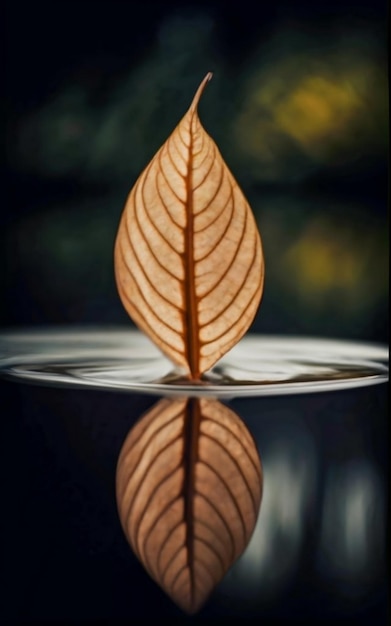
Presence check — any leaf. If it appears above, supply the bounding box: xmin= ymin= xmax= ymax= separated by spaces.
xmin=116 ymin=397 xmax=263 ymax=614
xmin=114 ymin=73 xmax=264 ymax=379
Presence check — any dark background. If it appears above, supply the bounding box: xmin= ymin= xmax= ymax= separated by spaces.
xmin=3 ymin=0 xmax=389 ymax=341
xmin=2 ymin=0 xmax=389 ymax=623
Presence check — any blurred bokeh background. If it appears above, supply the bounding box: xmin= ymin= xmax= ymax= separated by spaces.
xmin=3 ymin=0 xmax=388 ymax=341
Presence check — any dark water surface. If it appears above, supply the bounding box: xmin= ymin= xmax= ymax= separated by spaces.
xmin=1 ymin=373 xmax=388 ymax=623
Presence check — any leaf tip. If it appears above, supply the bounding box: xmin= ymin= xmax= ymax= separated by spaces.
xmin=189 ymin=72 xmax=213 ymax=112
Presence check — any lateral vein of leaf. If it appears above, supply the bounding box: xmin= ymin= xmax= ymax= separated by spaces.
xmin=116 ymin=278 xmax=185 ymax=360
xmin=154 ymin=177 xmax=185 ymax=232
xmin=158 ymin=150 xmax=185 ymax=203
xmin=118 ymin=263 xmax=180 ymax=336
xmin=118 ymin=399 xmax=170 ymax=462
xmin=196 ymin=493 xmax=236 ymax=561
xmin=177 ymin=125 xmax=190 ymax=149
xmin=194 ymin=181 xmax=230 ymax=232
xmin=139 ymin=465 xmax=183 ymax=574
xmin=138 ymin=197 xmax=181 ymax=256
xmin=121 ymin=408 xmax=183 ymax=477
xmin=130 ymin=192 xmax=183 ymax=282
xmin=199 ymin=232 xmax=257 ymax=330
xmin=125 ymin=435 xmax=183 ymax=556
xmin=116 ymin=251 xmax=185 ymax=353
xmin=130 ymin=433 xmax=181 ymax=497
xmin=198 ymin=198 xmax=246 ymax=298
xmin=200 ymin=459 xmax=247 ymax=543
xmin=194 ymin=535 xmax=226 ymax=575
xmin=165 ymin=142 xmax=186 ymax=180
xmin=191 ymin=129 xmax=206 ymax=157
xmin=192 ymin=145 xmax=217 ymax=190
xmin=161 ymin=544 xmax=186 ymax=586
xmin=121 ymin=229 xmax=183 ymax=314
xmin=174 ymin=577 xmax=192 ymax=598
xmin=197 ymin=518 xmax=230 ymax=559
xmin=203 ymin=417 xmax=262 ymax=485
xmin=170 ymin=563 xmax=188 ymax=593
xmin=156 ymin=519 xmax=183 ymax=579
xmin=170 ymin=134 xmax=188 ymax=171
xmin=193 ymin=556 xmax=217 ymax=585
xmin=195 ymin=193 xmax=235 ymax=263
xmin=201 ymin=433 xmax=258 ymax=516
xmin=139 ymin=169 xmax=183 ymax=255
xmin=155 ymin=175 xmax=185 ymax=230
xmin=201 ymin=278 xmax=263 ymax=354
xmin=191 ymin=139 xmax=212 ymax=171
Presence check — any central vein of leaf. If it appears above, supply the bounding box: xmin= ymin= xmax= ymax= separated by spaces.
xmin=184 ymin=121 xmax=200 ymax=379
xmin=183 ymin=398 xmax=200 ymax=610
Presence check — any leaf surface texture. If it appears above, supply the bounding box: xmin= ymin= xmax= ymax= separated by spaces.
xmin=114 ymin=73 xmax=264 ymax=377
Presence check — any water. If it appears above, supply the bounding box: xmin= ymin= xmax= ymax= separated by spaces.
xmin=0 ymin=328 xmax=388 ymax=397
xmin=1 ymin=327 xmax=388 ymax=621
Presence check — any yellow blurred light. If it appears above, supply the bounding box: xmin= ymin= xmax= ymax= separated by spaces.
xmin=274 ymin=76 xmax=362 ymax=155
xmin=281 ymin=219 xmax=368 ymax=306
xmin=233 ymin=37 xmax=387 ymax=180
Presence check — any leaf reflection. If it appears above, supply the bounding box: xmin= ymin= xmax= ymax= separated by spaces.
xmin=116 ymin=397 xmax=263 ymax=613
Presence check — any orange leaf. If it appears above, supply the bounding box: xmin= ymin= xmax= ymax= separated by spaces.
xmin=114 ymin=73 xmax=264 ymax=378
xmin=116 ymin=397 xmax=263 ymax=614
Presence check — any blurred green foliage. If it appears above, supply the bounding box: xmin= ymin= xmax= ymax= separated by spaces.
xmin=11 ymin=17 xmax=387 ymax=185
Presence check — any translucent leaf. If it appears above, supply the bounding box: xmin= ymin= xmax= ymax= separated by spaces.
xmin=114 ymin=73 xmax=264 ymax=378
xmin=116 ymin=397 xmax=263 ymax=613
